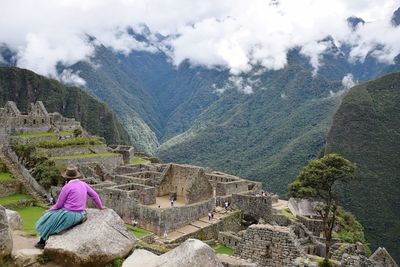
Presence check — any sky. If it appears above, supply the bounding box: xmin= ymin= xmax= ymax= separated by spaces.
xmin=0 ymin=0 xmax=399 ymax=84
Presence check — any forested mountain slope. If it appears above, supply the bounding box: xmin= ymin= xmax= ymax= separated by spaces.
xmin=159 ymin=64 xmax=343 ymax=193
xmin=0 ymin=67 xmax=130 ymax=145
xmin=325 ymin=72 xmax=400 ymax=261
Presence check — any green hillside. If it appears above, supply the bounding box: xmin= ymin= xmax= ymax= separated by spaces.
xmin=0 ymin=67 xmax=130 ymax=145
xmin=158 ymin=64 xmax=342 ymax=193
xmin=325 ymin=72 xmax=400 ymax=261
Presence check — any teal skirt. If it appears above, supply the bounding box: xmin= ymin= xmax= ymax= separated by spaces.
xmin=35 ymin=209 xmax=86 ymax=241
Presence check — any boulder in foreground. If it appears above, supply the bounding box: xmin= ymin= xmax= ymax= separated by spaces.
xmin=45 ymin=208 xmax=137 ymax=267
xmin=6 ymin=209 xmax=23 ymax=231
xmin=122 ymin=239 xmax=223 ymax=267
xmin=0 ymin=205 xmax=13 ymax=262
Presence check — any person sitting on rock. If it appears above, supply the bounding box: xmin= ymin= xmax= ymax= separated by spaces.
xmin=34 ymin=165 xmax=104 ymax=249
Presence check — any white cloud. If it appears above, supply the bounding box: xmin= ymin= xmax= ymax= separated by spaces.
xmin=0 ymin=0 xmax=399 ymax=81
xmin=342 ymin=73 xmax=357 ymax=89
xmin=59 ymin=69 xmax=86 ymax=87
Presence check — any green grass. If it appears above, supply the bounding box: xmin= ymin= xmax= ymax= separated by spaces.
xmin=0 ymin=193 xmax=33 ymax=206
xmin=279 ymin=208 xmax=297 ymax=221
xmin=15 ymin=131 xmax=73 ymax=138
xmin=127 ymin=225 xmax=152 ymax=238
xmin=15 ymin=206 xmax=47 ymax=236
xmin=136 ymin=241 xmax=169 ymax=253
xmin=0 ymin=172 xmax=14 ymax=182
xmin=213 ymin=245 xmax=233 ymax=255
xmin=130 ymin=157 xmax=149 ymax=165
xmin=50 ymin=152 xmax=119 ymax=160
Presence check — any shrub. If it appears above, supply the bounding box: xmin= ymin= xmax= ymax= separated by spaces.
xmin=73 ymin=128 xmax=83 ymax=137
xmin=318 ymin=259 xmax=332 ymax=267
xmin=33 ymin=160 xmax=60 ymax=189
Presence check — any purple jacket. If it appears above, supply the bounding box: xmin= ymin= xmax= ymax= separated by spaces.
xmin=50 ymin=180 xmax=103 ymax=212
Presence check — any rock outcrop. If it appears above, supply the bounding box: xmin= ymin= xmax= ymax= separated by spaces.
xmin=45 ymin=208 xmax=137 ymax=267
xmin=13 ymin=248 xmax=43 ymax=267
xmin=6 ymin=209 xmax=23 ymax=230
xmin=122 ymin=239 xmax=223 ymax=267
xmin=0 ymin=205 xmax=13 ymax=261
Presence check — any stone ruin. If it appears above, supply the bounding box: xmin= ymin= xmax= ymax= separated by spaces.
xmin=2 ymin=100 xmax=397 ymax=267
xmin=0 ymin=101 xmax=81 ymax=138
xmin=78 ymin=163 xmax=266 ymax=236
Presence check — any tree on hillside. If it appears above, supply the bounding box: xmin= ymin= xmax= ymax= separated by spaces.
xmin=288 ymin=153 xmax=356 ymax=264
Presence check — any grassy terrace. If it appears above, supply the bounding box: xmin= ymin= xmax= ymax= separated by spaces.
xmin=50 ymin=153 xmax=119 ymax=160
xmin=213 ymin=245 xmax=233 ymax=255
xmin=15 ymin=131 xmax=73 ymax=138
xmin=127 ymin=225 xmax=153 ymax=239
xmin=16 ymin=206 xmax=47 ymax=236
xmin=0 ymin=193 xmax=46 ymax=236
xmin=0 ymin=193 xmax=33 ymax=206
xmin=0 ymin=172 xmax=14 ymax=182
xmin=131 ymin=157 xmax=149 ymax=165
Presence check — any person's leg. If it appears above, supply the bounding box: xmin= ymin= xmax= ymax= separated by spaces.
xmin=34 ymin=237 xmax=46 ymax=249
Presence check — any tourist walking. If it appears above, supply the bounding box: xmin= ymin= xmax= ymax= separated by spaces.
xmin=208 ymin=212 xmax=212 ymax=221
xmin=34 ymin=165 xmax=104 ymax=249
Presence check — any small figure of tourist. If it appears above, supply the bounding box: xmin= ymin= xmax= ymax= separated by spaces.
xmin=224 ymin=201 xmax=229 ymax=210
xmin=163 ymin=231 xmax=167 ymax=238
xmin=262 ymin=191 xmax=266 ymax=197
xmin=211 ymin=212 xmax=214 ymax=220
xmin=158 ymin=204 xmax=161 ymax=208
xmin=208 ymin=212 xmax=212 ymax=221
xmin=49 ymin=194 xmax=54 ymax=205
xmin=34 ymin=165 xmax=104 ymax=249
xmin=171 ymin=200 xmax=174 ymax=207
xmin=131 ymin=219 xmax=138 ymax=227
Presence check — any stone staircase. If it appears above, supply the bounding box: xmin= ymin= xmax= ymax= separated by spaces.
xmin=0 ymin=146 xmax=46 ymax=204
xmin=155 ymin=210 xmax=232 ymax=243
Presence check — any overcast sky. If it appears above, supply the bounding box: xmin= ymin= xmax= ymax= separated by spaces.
xmin=0 ymin=0 xmax=399 ymax=83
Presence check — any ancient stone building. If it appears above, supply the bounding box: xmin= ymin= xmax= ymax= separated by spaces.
xmin=0 ymin=101 xmax=81 ymax=137
xmin=158 ymin=164 xmax=213 ymax=204
xmin=234 ymin=224 xmax=306 ymax=266
xmin=370 ymin=247 xmax=399 ymax=267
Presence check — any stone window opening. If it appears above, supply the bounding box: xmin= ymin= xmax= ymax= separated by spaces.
xmin=265 ymin=244 xmax=272 ymax=258
xmin=33 ymin=119 xmax=36 ymax=124
xmin=42 ymin=119 xmax=44 ymax=123
xmin=235 ymin=184 xmax=238 ymax=188
xmin=24 ymin=119 xmax=27 ymax=124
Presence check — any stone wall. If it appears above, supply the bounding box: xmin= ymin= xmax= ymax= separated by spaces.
xmin=216 ymin=181 xmax=251 ymax=196
xmin=5 ymin=148 xmax=49 ymax=198
xmin=173 ymin=210 xmax=242 ymax=243
xmin=98 ymin=187 xmax=215 ymax=235
xmin=0 ymin=180 xmax=20 ymax=197
xmin=234 ymin=224 xmax=305 ymax=266
xmin=218 ymin=231 xmax=242 ymax=250
xmin=52 ymin=154 xmax=123 ymax=171
xmin=231 ymin=193 xmax=272 ymax=221
xmin=370 ymin=247 xmax=398 ymax=267
xmin=158 ymin=164 xmax=213 ymax=205
xmin=40 ymin=145 xmax=108 ymax=157
xmin=103 ymin=183 xmax=156 ymax=205
xmin=341 ymin=254 xmax=378 ymax=267
xmin=297 ymin=215 xmax=324 ymax=237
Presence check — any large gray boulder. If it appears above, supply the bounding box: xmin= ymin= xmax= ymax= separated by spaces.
xmin=0 ymin=205 xmax=13 ymax=261
xmin=122 ymin=239 xmax=223 ymax=267
xmin=6 ymin=209 xmax=23 ymax=230
xmin=45 ymin=208 xmax=137 ymax=267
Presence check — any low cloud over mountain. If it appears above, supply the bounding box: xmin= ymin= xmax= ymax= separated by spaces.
xmin=1 ymin=0 xmax=400 ymax=84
